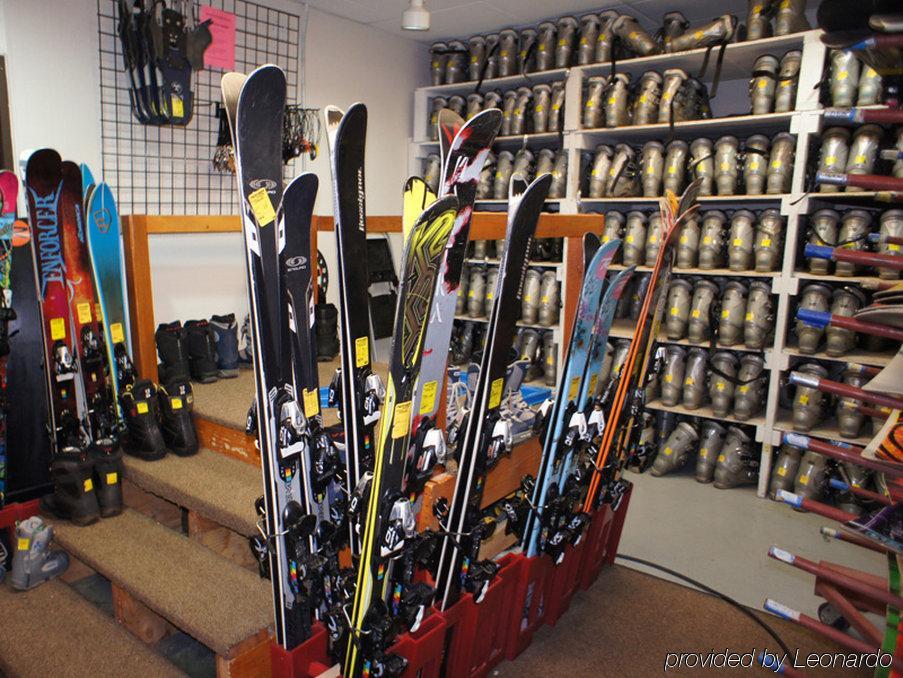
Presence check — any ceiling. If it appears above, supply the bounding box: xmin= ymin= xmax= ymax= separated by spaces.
xmin=302 ymin=0 xmax=748 ymax=42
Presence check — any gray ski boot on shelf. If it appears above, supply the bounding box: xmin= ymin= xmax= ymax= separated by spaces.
xmin=500 ymin=360 xmax=538 ymax=440
xmin=10 ymin=516 xmax=69 ymax=591
xmin=769 ymin=442 xmax=802 ymax=498
xmin=651 ymin=421 xmax=698 ymax=477
xmin=793 ymin=450 xmax=829 ymax=506
xmin=713 ymin=426 xmax=758 ymax=489
xmin=695 ymin=421 xmax=727 ymax=483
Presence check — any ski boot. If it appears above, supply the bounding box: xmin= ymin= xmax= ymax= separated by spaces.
xmin=209 ymin=313 xmax=239 ymax=378
xmin=121 ymin=379 xmax=167 ymax=460
xmin=769 ymin=442 xmax=802 ymax=498
xmin=10 ymin=516 xmax=69 ymax=590
xmin=238 ymin=313 xmax=254 ymax=367
xmin=184 ymin=319 xmax=219 ymax=383
xmin=651 ymin=421 xmax=697 ymax=477
xmin=42 ymin=448 xmax=101 ymax=525
xmin=90 ymin=444 xmax=124 ymax=518
xmin=316 ymin=303 xmax=339 ymax=361
xmin=155 ymin=321 xmax=190 ymax=384
xmin=713 ymin=427 xmax=758 ymax=489
xmin=159 ymin=380 xmax=199 ymax=456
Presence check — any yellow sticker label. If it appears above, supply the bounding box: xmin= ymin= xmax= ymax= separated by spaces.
xmin=568 ymin=376 xmax=580 ymax=401
xmin=721 ymin=309 xmax=729 ymax=318
xmin=799 ymin=394 xmax=809 ymax=405
xmin=746 ymin=312 xmax=754 ymax=321
xmin=749 ymin=161 xmax=760 ymax=170
xmin=825 ymin=155 xmax=837 ymax=166
xmin=589 ymin=374 xmax=598 ymax=394
xmin=717 ymin=454 xmax=726 ymax=463
xmin=171 ymin=94 xmax=184 ymax=118
xmin=489 ymin=377 xmax=505 ymax=409
xmin=18 ymin=538 xmax=30 ymax=551
xmin=837 ymin=70 xmax=847 ymax=81
xmin=628 ymin=31 xmax=638 ymax=39
xmin=303 ymin=388 xmax=320 ymax=417
xmin=171 ymin=396 xmax=183 ymax=410
xmin=355 ymin=336 xmax=369 ymax=368
xmin=889 ymin=244 xmax=901 ymax=252
xmin=777 ymin=466 xmax=787 ymax=477
xmin=691 ymin=309 xmax=700 ymax=318
xmin=667 ymin=166 xmax=677 ymax=175
xmin=799 ymin=474 xmax=809 ymax=484
xmin=137 ymin=401 xmax=149 ymax=414
xmin=84 ymin=478 xmax=94 ymax=492
xmin=757 ymin=80 xmax=767 ymax=90
xmin=771 ymin=160 xmax=782 ymax=169
xmin=535 ymin=105 xmax=544 ymax=113
xmin=391 ymin=401 xmax=412 ymax=439
xmin=50 ymin=317 xmax=66 ymax=341
xmin=738 ymin=385 xmax=749 ymax=394
xmin=854 ymin=154 xmax=866 ymax=164
xmin=670 ymin=307 xmax=679 ymax=316
xmin=106 ymin=472 xmax=119 ymax=485
xmin=248 ymin=187 xmax=277 ymax=226
xmin=700 ymin=448 xmax=708 ymax=458
xmin=761 ymin=238 xmax=772 ymax=246
xmin=639 ymin=94 xmax=647 ymax=104
xmin=684 ymin=377 xmax=694 ymax=386
xmin=663 ymin=447 xmax=673 ymax=456
xmin=626 ymin=235 xmax=634 ymax=243
xmin=694 ymin=30 xmax=704 ymax=40
xmin=111 ymin=322 xmax=125 ymax=345
xmin=420 ymin=380 xmax=438 ymax=414
xmin=77 ymin=302 xmax=92 ymax=324
xmin=607 ymin=96 xmax=616 ymax=105
xmin=716 ymin=383 xmax=725 ymax=391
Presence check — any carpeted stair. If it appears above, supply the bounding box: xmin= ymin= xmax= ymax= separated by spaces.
xmin=51 ymin=509 xmax=272 ymax=658
xmin=123 ymin=449 xmax=259 ymax=536
xmin=0 ymin=579 xmax=184 ymax=677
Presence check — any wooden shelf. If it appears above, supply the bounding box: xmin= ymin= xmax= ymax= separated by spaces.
xmin=783 ymin=344 xmax=896 ymax=368
xmin=578 ymin=111 xmax=794 ymax=143
xmin=467 ymin=257 xmax=562 ymax=268
xmin=579 ymin=194 xmax=791 ymax=206
xmin=645 ymin=399 xmax=766 ymax=428
xmin=609 ymin=263 xmax=778 ymax=278
xmin=793 ymin=270 xmax=888 ymax=287
xmin=774 ymin=412 xmax=875 ymax=447
xmin=454 ymin=313 xmax=559 ymax=331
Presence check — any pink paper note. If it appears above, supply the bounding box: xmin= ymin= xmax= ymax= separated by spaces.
xmin=200 ymin=5 xmax=236 ymax=71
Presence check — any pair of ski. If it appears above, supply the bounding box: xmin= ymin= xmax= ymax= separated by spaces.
xmin=224 ymin=67 xmax=342 ymax=650
xmin=0 ymin=170 xmax=20 ymax=507
xmin=24 ymin=151 xmax=132 ymax=458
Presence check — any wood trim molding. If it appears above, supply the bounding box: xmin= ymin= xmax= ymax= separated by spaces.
xmin=122 ymin=215 xmax=158 ymax=382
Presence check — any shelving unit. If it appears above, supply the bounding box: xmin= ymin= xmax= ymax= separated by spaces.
xmin=410 ymin=28 xmax=897 ymax=500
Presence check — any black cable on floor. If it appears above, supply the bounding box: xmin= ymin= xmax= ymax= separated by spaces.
xmin=615 ymin=553 xmax=792 ymax=656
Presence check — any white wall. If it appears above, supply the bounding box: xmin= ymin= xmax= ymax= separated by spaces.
xmin=0 ymin=0 xmax=424 ymax=329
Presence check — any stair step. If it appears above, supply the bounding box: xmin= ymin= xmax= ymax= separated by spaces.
xmin=51 ymin=509 xmax=272 ymax=657
xmin=0 ymin=578 xmax=184 ymax=677
xmin=124 ymin=449 xmax=259 ymax=536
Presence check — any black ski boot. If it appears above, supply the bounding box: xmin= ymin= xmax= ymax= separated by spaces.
xmin=90 ymin=444 xmax=125 ymax=518
xmin=42 ymin=450 xmax=101 ymax=526
xmin=184 ymin=319 xmax=219 ymax=383
xmin=315 ymin=303 xmax=339 ymax=361
xmin=120 ymin=379 xmax=167 ymax=460
xmin=159 ymin=380 xmax=199 ymax=456
xmin=155 ymin=321 xmax=190 ymax=384
xmin=209 ymin=313 xmax=239 ymax=378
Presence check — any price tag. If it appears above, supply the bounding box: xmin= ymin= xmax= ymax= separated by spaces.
xmin=303 ymin=389 xmax=319 ymax=417
xmin=419 ymin=381 xmax=438 ymax=414
xmin=50 ymin=317 xmax=66 ymax=340
xmin=171 ymin=95 xmax=184 ymax=118
xmin=137 ymin=401 xmax=149 ymax=414
xmin=248 ymin=187 xmax=276 ymax=226
xmin=489 ymin=377 xmax=504 ymax=409
xmin=106 ymin=472 xmax=119 ymax=485
xmin=355 ymin=336 xmax=369 ymax=368
xmin=391 ymin=401 xmax=412 ymax=439
xmin=77 ymin=302 xmax=92 ymax=324
xmin=111 ymin=322 xmax=125 ymax=344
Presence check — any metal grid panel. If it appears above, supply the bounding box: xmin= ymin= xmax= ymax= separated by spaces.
xmin=97 ymin=0 xmax=303 ymax=214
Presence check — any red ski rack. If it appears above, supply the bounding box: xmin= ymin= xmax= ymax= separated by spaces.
xmin=0 ymin=498 xmax=41 ymax=541
xmin=389 ymin=611 xmax=448 ymax=678
xmin=270 ymin=622 xmax=332 ymax=678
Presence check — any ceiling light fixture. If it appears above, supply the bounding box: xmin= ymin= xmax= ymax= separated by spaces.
xmin=402 ymin=0 xmax=430 ymax=31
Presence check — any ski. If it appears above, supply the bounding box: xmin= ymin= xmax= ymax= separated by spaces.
xmin=406 ymin=108 xmax=501 ymax=498
xmin=325 ymin=103 xmax=383 ymax=555
xmin=521 ymin=238 xmax=620 ymax=559
xmin=25 ymin=149 xmax=86 ymax=454
xmin=402 ymin=176 xmax=435 ymax=239
xmin=0 ymin=170 xmax=19 ymax=506
xmin=86 ymin=182 xmax=134 ymax=404
xmin=224 ymin=66 xmax=314 ymax=649
xmin=344 ymin=194 xmax=459 ymax=678
xmin=582 ymin=181 xmax=703 ymax=512
xmin=432 ymin=172 xmax=551 ymax=612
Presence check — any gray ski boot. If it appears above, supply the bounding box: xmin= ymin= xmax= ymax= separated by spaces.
xmin=10 ymin=516 xmax=69 ymax=591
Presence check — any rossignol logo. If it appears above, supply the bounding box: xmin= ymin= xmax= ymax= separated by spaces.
xmin=285 ymin=255 xmax=307 ymax=271
xmin=356 ymin=168 xmax=365 ymax=232
xmin=250 ymin=178 xmax=278 ymax=192
xmin=31 ymin=186 xmax=66 ymax=294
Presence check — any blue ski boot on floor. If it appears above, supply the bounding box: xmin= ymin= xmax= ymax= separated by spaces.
xmin=210 ymin=313 xmax=240 ymax=378
xmin=10 ymin=516 xmax=69 ymax=590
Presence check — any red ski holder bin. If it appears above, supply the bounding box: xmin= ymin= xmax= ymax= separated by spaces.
xmin=270 ymin=622 xmax=332 ymax=678
xmin=543 ymin=538 xmax=586 ymax=626
xmin=504 ymin=551 xmax=553 ymax=660
xmin=388 ymin=610 xmax=447 ymax=678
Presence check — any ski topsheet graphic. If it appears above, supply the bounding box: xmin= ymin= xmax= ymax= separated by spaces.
xmin=344 ymin=194 xmax=458 ymax=678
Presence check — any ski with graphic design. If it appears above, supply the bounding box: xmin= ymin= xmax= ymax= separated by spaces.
xmin=25 ymin=149 xmax=87 ymax=454
xmin=402 ymin=176 xmax=435 ymax=240
xmin=542 ymin=263 xmax=635 ymax=560
xmin=60 ymin=161 xmax=117 ymax=450
xmin=520 ymin=239 xmax=619 ymax=560
xmin=583 ymin=180 xmax=704 ymax=512
xmin=223 ymin=66 xmax=316 ymax=649
xmin=0 ymin=170 xmax=20 ymax=506
xmin=86 ymin=182 xmax=136 ymax=403
xmin=432 ymin=173 xmax=550 ymax=611
xmin=343 ymin=195 xmax=458 ymax=678
xmin=325 ymin=104 xmax=384 ymax=556
xmin=406 ymin=108 xmax=501 ymax=498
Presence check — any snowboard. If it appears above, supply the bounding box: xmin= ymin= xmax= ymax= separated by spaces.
xmin=343 ymin=195 xmax=459 ymax=678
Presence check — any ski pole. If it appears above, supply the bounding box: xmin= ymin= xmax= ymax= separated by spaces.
xmin=868 ymin=232 xmax=903 ymax=247
xmin=775 ymin=489 xmax=860 ymax=522
xmin=782 ymin=433 xmax=903 ymax=479
xmin=788 ymin=371 xmax=903 ymax=411
xmin=816 ymin=171 xmax=903 ymax=195
xmin=821 ymin=526 xmax=893 ymax=554
xmin=796 ymin=307 xmax=903 ymax=342
xmin=765 ymin=599 xmax=902 ymax=670
xmin=769 ymin=546 xmax=903 ymax=610
xmin=804 ymin=243 xmax=903 ymax=272
xmin=823 ymin=107 xmax=903 ymax=125
xmin=828 ymin=478 xmax=894 ymax=505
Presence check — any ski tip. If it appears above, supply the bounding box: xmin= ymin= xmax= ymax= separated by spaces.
xmin=285 ymin=171 xmax=319 ymax=195
xmin=220 ymin=72 xmax=247 ymax=124
xmin=438 ymin=107 xmax=464 ymax=132
xmin=509 ymin=173 xmax=529 ymax=201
